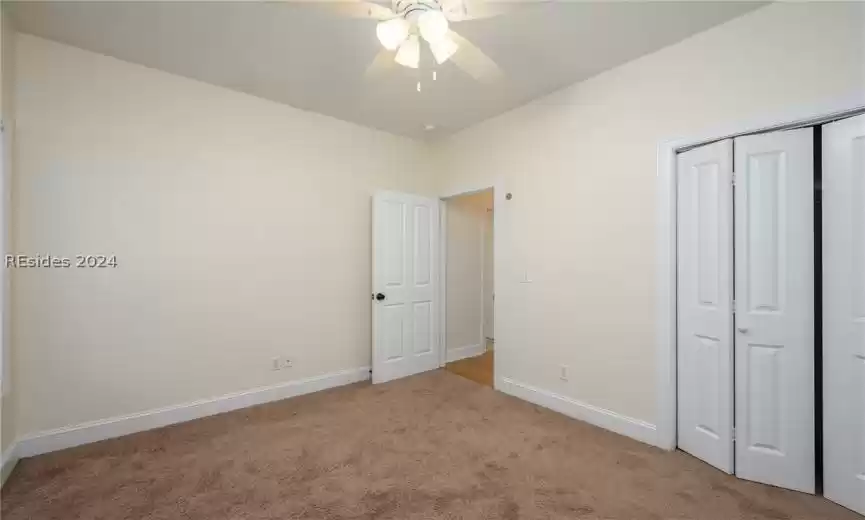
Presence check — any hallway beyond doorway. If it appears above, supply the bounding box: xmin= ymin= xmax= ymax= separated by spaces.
xmin=445 ymin=340 xmax=494 ymax=387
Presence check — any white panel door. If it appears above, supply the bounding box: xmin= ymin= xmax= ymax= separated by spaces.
xmin=677 ymin=139 xmax=735 ymax=473
xmin=823 ymin=114 xmax=865 ymax=516
xmin=734 ymin=128 xmax=815 ymax=493
xmin=372 ymin=191 xmax=440 ymax=384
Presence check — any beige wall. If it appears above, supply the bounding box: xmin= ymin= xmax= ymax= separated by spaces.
xmin=1 ymin=2 xmax=17 ymax=457
xmin=13 ymin=35 xmax=436 ymax=436
xmin=445 ymin=190 xmax=492 ymax=353
xmin=433 ymin=3 xmax=865 ymax=424
xmin=7 ymin=2 xmax=865 ymax=444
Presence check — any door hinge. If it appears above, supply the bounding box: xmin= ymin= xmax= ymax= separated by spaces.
xmin=732 ymin=172 xmax=736 ymax=186
xmin=732 ymin=426 xmax=737 ymax=443
xmin=732 ymin=299 xmax=736 ymax=315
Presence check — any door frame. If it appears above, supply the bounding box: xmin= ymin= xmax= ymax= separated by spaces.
xmin=655 ymin=95 xmax=865 ymax=451
xmin=437 ymin=182 xmax=504 ymax=383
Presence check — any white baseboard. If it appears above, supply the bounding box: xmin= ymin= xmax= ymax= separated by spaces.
xmin=446 ymin=343 xmax=485 ymax=363
xmin=1 ymin=441 xmax=18 ymax=487
xmin=16 ymin=366 xmax=370 ymax=459
xmin=497 ymin=377 xmax=659 ymax=448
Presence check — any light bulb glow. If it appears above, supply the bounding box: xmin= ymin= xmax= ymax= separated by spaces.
xmin=395 ymin=34 xmax=420 ymax=69
xmin=376 ymin=18 xmax=409 ymax=50
xmin=429 ymin=36 xmax=458 ymax=64
xmin=418 ymin=11 xmax=449 ymax=44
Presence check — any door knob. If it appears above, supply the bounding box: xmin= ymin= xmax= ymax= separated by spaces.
xmin=375 ymin=293 xmax=386 ymax=301
xmin=737 ymin=327 xmax=749 ymax=334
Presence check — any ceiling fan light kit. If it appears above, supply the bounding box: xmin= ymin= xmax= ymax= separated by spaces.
xmin=348 ymin=0 xmax=505 ymax=84
xmin=375 ymin=0 xmax=460 ymax=69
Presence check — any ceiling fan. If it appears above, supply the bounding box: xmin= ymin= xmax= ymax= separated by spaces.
xmin=317 ymin=0 xmax=512 ymax=83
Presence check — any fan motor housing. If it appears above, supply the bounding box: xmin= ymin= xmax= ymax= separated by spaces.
xmin=394 ymin=0 xmax=444 ymax=21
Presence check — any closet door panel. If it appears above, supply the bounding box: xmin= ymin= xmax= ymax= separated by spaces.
xmin=734 ymin=128 xmax=815 ymax=493
xmin=677 ymin=139 xmax=735 ymax=473
xmin=823 ymin=113 xmax=865 ymax=516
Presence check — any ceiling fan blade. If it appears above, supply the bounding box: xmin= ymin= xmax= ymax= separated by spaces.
xmin=364 ymin=48 xmax=397 ymax=80
xmin=307 ymin=0 xmax=394 ymax=20
xmin=448 ymin=30 xmax=503 ymax=83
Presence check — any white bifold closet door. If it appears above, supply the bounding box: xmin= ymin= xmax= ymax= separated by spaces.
xmin=677 ymin=129 xmax=815 ymax=493
xmin=677 ymin=139 xmax=735 ymax=474
xmin=733 ymin=128 xmax=815 ymax=494
xmin=822 ymin=114 xmax=865 ymax=516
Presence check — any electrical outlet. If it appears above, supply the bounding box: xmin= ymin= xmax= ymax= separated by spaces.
xmin=559 ymin=365 xmax=569 ymax=381
xmin=271 ymin=357 xmax=294 ymax=371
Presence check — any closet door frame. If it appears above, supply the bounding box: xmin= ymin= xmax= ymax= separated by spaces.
xmin=655 ymin=97 xmax=865 ymax=452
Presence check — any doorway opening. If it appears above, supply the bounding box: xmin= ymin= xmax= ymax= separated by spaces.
xmin=440 ymin=188 xmax=494 ymax=387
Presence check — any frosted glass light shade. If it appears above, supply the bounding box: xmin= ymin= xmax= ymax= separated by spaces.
xmin=395 ymin=34 xmax=420 ymax=69
xmin=418 ymin=11 xmax=449 ymax=44
xmin=430 ymin=36 xmax=458 ymax=64
xmin=376 ymin=18 xmax=410 ymax=50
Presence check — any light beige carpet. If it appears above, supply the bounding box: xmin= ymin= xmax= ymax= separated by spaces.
xmin=2 ymin=370 xmax=857 ymax=520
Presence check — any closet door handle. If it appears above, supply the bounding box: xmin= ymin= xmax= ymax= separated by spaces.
xmin=737 ymin=327 xmax=749 ymax=334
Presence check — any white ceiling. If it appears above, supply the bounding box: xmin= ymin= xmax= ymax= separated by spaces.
xmin=8 ymin=1 xmax=764 ymax=139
